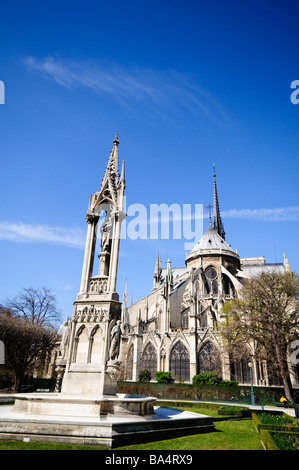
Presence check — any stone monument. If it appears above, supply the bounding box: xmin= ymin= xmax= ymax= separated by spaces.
xmin=0 ymin=136 xmax=214 ymax=447
xmin=60 ymin=133 xmax=126 ymax=397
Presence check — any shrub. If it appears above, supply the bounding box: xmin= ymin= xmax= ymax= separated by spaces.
xmin=221 ymin=379 xmax=239 ymax=387
xmin=192 ymin=372 xmax=223 ymax=385
xmin=217 ymin=405 xmax=251 ymax=417
xmin=138 ymin=369 xmax=151 ymax=382
xmin=260 ymin=430 xmax=280 ymax=450
xmin=155 ymin=371 xmax=174 ymax=384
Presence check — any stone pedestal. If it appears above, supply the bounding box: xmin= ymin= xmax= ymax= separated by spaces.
xmin=0 ymin=394 xmax=214 ymax=448
xmin=9 ymin=393 xmax=156 ymax=418
xmin=61 ymin=362 xmax=121 ymax=396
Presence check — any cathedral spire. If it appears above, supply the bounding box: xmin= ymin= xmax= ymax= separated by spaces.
xmin=212 ymin=164 xmax=226 ymax=240
xmin=98 ymin=134 xmax=120 ymax=204
xmin=154 ymin=251 xmax=161 ymax=274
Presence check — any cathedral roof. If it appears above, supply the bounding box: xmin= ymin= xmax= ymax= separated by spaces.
xmin=188 ymin=227 xmax=239 ymax=259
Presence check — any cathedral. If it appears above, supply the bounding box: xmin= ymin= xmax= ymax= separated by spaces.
xmin=55 ymin=136 xmax=296 ymax=392
xmin=118 ymin=147 xmax=294 ymax=388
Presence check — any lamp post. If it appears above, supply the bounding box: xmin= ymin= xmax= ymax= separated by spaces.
xmin=248 ymin=361 xmax=255 ymax=406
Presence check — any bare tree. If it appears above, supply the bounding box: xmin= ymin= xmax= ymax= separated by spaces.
xmin=218 ymin=271 xmax=299 ymax=401
xmin=0 ymin=307 xmax=58 ymax=391
xmin=5 ymin=287 xmax=61 ymax=328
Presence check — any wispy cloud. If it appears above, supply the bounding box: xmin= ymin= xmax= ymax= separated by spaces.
xmin=220 ymin=206 xmax=299 ymax=222
xmin=23 ymin=55 xmax=232 ymax=126
xmin=0 ymin=222 xmax=85 ymax=249
xmin=0 ymin=206 xmax=297 ymax=250
xmin=201 ymin=206 xmax=299 ymax=222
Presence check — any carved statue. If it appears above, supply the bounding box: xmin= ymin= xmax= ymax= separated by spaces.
xmin=109 ymin=320 xmax=122 ymax=361
xmin=60 ymin=320 xmax=71 ymax=359
xmin=100 ymin=209 xmax=113 ymax=252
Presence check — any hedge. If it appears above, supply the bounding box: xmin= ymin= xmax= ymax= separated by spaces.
xmin=251 ymin=411 xmax=299 ymax=434
xmin=217 ymin=405 xmax=251 ymax=417
xmin=260 ymin=429 xmax=280 ymax=450
xmin=117 ymin=381 xmax=240 ymax=401
xmin=251 ymin=411 xmax=299 ymax=450
xmin=117 ymin=381 xmax=299 ymax=404
xmin=269 ymin=430 xmax=299 ymax=450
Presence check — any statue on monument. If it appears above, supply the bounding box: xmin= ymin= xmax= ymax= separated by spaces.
xmin=109 ymin=320 xmax=122 ymax=362
xmin=100 ymin=208 xmax=113 ymax=253
xmin=59 ymin=320 xmax=71 ymax=359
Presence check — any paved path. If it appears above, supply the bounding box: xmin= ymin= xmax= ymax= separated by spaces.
xmin=1 ymin=396 xmax=297 ymax=418
xmin=156 ymin=398 xmax=298 ymax=418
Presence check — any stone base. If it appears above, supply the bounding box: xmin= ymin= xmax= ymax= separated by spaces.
xmin=9 ymin=393 xmax=155 ymax=417
xmin=0 ymin=393 xmax=215 ymax=448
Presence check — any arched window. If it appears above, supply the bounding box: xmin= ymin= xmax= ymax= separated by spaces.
xmin=170 ymin=341 xmax=190 ymax=382
xmin=198 ymin=341 xmax=222 ymax=374
xmin=231 ymin=356 xmax=251 ymax=384
xmin=204 ymin=267 xmax=218 ymax=295
xmin=160 ymin=349 xmax=166 ymax=371
xmin=126 ymin=345 xmax=134 ymax=380
xmin=142 ymin=343 xmax=157 ymax=379
xmin=181 ymin=308 xmax=189 ymax=329
xmin=222 ymin=274 xmax=235 ymax=297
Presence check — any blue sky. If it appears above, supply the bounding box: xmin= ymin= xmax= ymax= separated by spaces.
xmin=0 ymin=0 xmax=298 ymax=322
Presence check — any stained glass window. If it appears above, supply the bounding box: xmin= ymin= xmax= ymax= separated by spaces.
xmin=170 ymin=341 xmax=190 ymax=382
xmin=142 ymin=343 xmax=157 ymax=378
xmin=231 ymin=357 xmax=251 ymax=384
xmin=181 ymin=308 xmax=189 ymax=329
xmin=204 ymin=267 xmax=218 ymax=295
xmin=198 ymin=341 xmax=222 ymax=374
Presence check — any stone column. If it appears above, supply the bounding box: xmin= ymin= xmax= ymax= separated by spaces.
xmin=108 ymin=211 xmax=125 ymax=293
xmin=79 ymin=215 xmax=98 ymax=295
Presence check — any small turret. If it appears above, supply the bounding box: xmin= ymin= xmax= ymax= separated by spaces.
xmin=153 ymin=251 xmax=162 ymax=289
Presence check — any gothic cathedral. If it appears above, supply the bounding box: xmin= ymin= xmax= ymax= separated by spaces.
xmin=56 ymin=136 xmax=296 ymax=391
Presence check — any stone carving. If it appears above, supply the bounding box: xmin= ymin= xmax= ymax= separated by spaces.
xmin=89 ymin=278 xmax=108 ymax=293
xmin=109 ymin=320 xmax=122 ymax=361
xmin=60 ymin=320 xmax=71 ymax=359
xmin=75 ymin=307 xmax=108 ymax=323
xmin=100 ymin=209 xmax=113 ymax=253
xmin=106 ymin=363 xmax=121 ymax=381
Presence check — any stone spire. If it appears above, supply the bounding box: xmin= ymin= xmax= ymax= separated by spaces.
xmin=153 ymin=251 xmax=162 ymax=290
xmin=212 ymin=164 xmax=226 ymax=240
xmin=98 ymin=134 xmax=120 ymax=204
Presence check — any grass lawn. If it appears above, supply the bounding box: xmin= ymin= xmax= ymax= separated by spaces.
xmin=117 ymin=406 xmax=263 ymax=451
xmin=0 ymin=405 xmax=264 ymax=450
